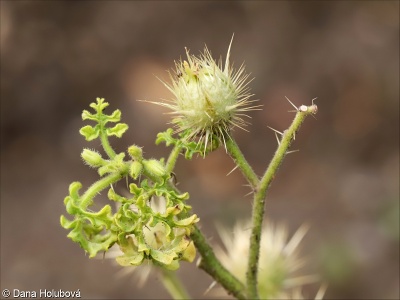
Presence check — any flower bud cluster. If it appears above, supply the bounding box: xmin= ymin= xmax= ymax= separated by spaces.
xmin=61 ymin=98 xmax=199 ymax=271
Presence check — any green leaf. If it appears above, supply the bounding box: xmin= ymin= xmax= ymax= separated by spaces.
xmin=81 ymin=110 xmax=98 ymax=121
xmin=115 ymin=203 xmax=139 ymax=232
xmin=108 ymin=188 xmax=130 ymax=203
xmin=61 ymin=182 xmax=116 ymax=258
xmin=156 ymin=128 xmax=204 ymax=159
xmin=106 ymin=123 xmax=128 ymax=137
xmin=129 ymin=183 xmax=144 ymax=197
xmin=156 ymin=128 xmax=176 ymax=147
xmin=107 ymin=109 xmax=122 ymax=123
xmin=90 ymin=98 xmax=109 ymax=112
xmin=80 ymin=125 xmax=100 ymax=141
xmin=61 ymin=215 xmax=117 ymax=258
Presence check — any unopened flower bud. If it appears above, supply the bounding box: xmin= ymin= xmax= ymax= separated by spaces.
xmin=128 ymin=145 xmax=143 ymax=161
xmin=81 ymin=148 xmax=104 ymax=167
xmin=143 ymin=159 xmax=166 ymax=178
xmin=130 ymin=161 xmax=143 ymax=180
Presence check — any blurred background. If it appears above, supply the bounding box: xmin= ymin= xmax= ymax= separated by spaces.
xmin=1 ymin=1 xmax=398 ymax=299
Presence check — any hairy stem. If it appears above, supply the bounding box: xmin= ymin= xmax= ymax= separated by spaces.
xmin=226 ymin=138 xmax=259 ymax=188
xmin=100 ymin=130 xmax=117 ymax=159
xmin=160 ymin=269 xmax=191 ymax=299
xmin=166 ymin=145 xmax=181 ymax=174
xmin=246 ymin=104 xmax=317 ymax=299
xmin=81 ymin=168 xmax=128 ymax=208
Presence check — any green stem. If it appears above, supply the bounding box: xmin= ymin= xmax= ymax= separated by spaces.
xmin=166 ymin=145 xmax=181 ymax=174
xmin=100 ymin=130 xmax=117 ymax=159
xmin=81 ymin=168 xmax=128 ymax=208
xmin=160 ymin=269 xmax=191 ymax=299
xmin=191 ymin=226 xmax=247 ymax=300
xmin=226 ymin=138 xmax=259 ymax=188
xmin=165 ymin=148 xmax=245 ymax=298
xmin=165 ymin=141 xmax=249 ymax=299
xmin=246 ymin=105 xmax=317 ymax=299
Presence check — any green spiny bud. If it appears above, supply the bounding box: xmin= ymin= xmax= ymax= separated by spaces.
xmin=81 ymin=148 xmax=104 ymax=167
xmin=128 ymin=145 xmax=143 ymax=161
xmin=143 ymin=159 xmax=166 ymax=179
xmin=130 ymin=161 xmax=143 ymax=180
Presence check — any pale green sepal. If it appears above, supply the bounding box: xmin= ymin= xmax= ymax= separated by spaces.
xmin=115 ymin=235 xmax=144 ymax=266
xmin=115 ymin=252 xmax=144 ymax=266
xmin=174 ymin=214 xmax=199 ymax=227
xmin=150 ymin=248 xmax=177 ymax=266
xmin=181 ymin=241 xmax=196 ymax=262
xmin=161 ymin=259 xmax=180 ymax=271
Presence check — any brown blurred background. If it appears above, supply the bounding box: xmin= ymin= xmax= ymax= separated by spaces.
xmin=1 ymin=1 xmax=398 ymax=299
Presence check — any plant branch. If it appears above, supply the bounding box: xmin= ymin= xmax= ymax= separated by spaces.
xmin=81 ymin=168 xmax=128 ymax=209
xmin=166 ymin=145 xmax=181 ymax=174
xmin=246 ymin=104 xmax=317 ymax=299
xmin=100 ymin=130 xmax=117 ymax=159
xmin=226 ymin=138 xmax=259 ymax=188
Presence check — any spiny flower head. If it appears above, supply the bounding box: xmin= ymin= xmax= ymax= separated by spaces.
xmin=153 ymin=38 xmax=260 ymax=155
xmin=214 ymin=220 xmax=321 ymax=299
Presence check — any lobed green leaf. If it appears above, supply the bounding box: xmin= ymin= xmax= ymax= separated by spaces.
xmin=80 ymin=125 xmax=100 ymax=141
xmin=106 ymin=123 xmax=129 ymax=137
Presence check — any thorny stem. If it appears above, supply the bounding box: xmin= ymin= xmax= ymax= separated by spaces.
xmin=160 ymin=269 xmax=191 ymax=299
xmin=246 ymin=104 xmax=317 ymax=299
